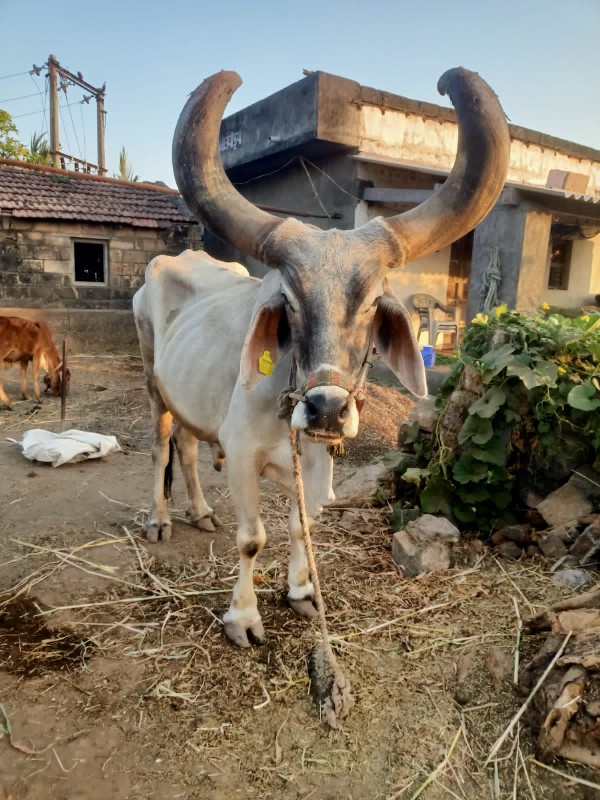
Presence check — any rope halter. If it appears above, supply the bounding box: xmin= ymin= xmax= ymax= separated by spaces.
xmin=276 ymin=323 xmax=375 ymax=455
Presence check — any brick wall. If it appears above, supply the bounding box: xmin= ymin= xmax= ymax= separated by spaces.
xmin=0 ymin=217 xmax=202 ymax=309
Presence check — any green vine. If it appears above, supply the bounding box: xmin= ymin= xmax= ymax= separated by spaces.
xmin=399 ymin=306 xmax=600 ymax=532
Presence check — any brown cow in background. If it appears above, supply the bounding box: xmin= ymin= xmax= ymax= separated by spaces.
xmin=0 ymin=316 xmax=69 ymax=409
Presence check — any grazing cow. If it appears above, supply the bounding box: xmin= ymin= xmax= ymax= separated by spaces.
xmin=134 ymin=68 xmax=509 ymax=647
xmin=0 ymin=316 xmax=69 ymax=409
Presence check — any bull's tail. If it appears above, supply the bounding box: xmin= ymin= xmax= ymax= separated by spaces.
xmin=164 ymin=436 xmax=174 ymax=501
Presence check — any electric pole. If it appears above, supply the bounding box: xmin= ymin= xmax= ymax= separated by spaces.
xmin=46 ymin=54 xmax=107 ymax=174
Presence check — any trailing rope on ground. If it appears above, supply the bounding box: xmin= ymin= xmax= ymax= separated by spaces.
xmin=289 ymin=427 xmax=354 ymax=727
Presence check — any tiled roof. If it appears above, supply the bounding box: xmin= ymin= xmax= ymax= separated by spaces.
xmin=0 ymin=162 xmax=197 ymax=229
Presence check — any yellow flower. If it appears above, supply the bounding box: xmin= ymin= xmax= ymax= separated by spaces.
xmin=495 ymin=304 xmax=508 ymax=318
xmin=581 ymin=315 xmax=590 ymax=322
xmin=541 ymin=303 xmax=550 ymax=311
xmin=557 ymin=366 xmax=567 ymax=375
xmin=471 ymin=313 xmax=489 ymax=326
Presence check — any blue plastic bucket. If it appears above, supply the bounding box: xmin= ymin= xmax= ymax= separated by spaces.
xmin=420 ymin=346 xmax=436 ymax=368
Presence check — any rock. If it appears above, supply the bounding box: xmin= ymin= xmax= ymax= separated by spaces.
xmin=551 ymin=569 xmax=594 ymax=589
xmin=495 ymin=524 xmax=530 ymax=545
xmin=579 ymin=514 xmax=600 ymax=527
xmin=537 ymin=483 xmax=593 ymax=528
xmin=495 ymin=541 xmax=523 ymax=560
xmin=391 ymin=514 xmax=459 ymax=577
xmin=332 ymin=452 xmax=399 ymax=507
xmin=397 ymin=419 xmax=418 ymax=450
xmin=537 ymin=533 xmax=568 ymax=559
xmin=568 ymin=522 xmax=600 ymax=566
xmin=392 ymin=531 xmax=451 ymax=577
xmin=405 ymin=514 xmax=460 ymax=543
xmin=490 ymin=530 xmax=507 ymax=547
xmin=408 ymin=395 xmax=437 ymax=433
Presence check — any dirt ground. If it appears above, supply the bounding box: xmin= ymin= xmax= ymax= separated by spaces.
xmin=0 ymin=356 xmax=598 ymax=799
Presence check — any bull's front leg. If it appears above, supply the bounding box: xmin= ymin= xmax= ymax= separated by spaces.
xmin=287 ymin=502 xmax=318 ymax=619
xmin=286 ymin=440 xmax=333 ymax=619
xmin=222 ymin=456 xmax=266 ymax=648
xmin=146 ymin=404 xmax=174 ymax=543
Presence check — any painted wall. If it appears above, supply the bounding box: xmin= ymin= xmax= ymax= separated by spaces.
xmin=359 ymin=106 xmax=600 ymax=195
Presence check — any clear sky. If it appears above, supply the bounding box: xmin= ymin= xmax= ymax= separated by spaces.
xmin=2 ymin=0 xmax=599 ymax=186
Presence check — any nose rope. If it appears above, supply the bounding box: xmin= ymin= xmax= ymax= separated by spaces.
xmin=276 ymin=323 xmax=375 ymax=425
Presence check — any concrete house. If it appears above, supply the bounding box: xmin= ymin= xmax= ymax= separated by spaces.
xmin=210 ymin=70 xmax=600 ymax=332
xmin=0 ymin=158 xmax=201 ymax=348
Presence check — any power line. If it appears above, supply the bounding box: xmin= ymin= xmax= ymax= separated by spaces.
xmin=12 ymin=101 xmax=81 ymax=120
xmin=29 ymin=73 xmax=49 ymax=135
xmin=0 ymin=91 xmax=39 ymax=103
xmin=0 ymin=69 xmax=31 ymax=81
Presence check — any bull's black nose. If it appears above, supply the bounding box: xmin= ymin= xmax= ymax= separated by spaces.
xmin=304 ymin=390 xmax=349 ymax=434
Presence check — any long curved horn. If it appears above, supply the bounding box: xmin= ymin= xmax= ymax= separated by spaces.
xmin=377 ymin=68 xmax=510 ymax=264
xmin=173 ymin=72 xmax=283 ymax=260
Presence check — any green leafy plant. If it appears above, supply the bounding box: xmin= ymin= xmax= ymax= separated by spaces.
xmin=397 ymin=306 xmax=600 ymax=531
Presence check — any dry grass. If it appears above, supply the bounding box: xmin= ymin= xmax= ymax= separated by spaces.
xmin=1 ymin=356 xmax=597 ymax=798
xmin=1 ymin=489 xmax=597 ymax=798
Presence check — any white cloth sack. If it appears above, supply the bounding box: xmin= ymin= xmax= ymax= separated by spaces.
xmin=8 ymin=428 xmax=121 ymax=467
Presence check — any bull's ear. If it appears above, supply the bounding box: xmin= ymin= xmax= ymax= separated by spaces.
xmin=240 ymin=295 xmax=291 ymax=389
xmin=374 ymin=292 xmax=427 ymax=397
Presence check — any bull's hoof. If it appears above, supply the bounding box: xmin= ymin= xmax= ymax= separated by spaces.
xmin=288 ymin=597 xmax=320 ymax=620
xmin=223 ymin=618 xmax=266 ymax=648
xmin=190 ymin=513 xmax=215 ymax=532
xmin=146 ymin=520 xmax=172 ymax=543
xmin=210 ymin=513 xmax=224 ymax=528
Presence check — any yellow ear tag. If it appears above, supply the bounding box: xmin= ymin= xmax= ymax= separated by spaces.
xmin=258 ymin=349 xmax=274 ymax=376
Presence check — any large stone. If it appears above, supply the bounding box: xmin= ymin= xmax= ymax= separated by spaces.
xmin=392 ymin=530 xmax=451 ymax=577
xmin=332 ymin=452 xmax=399 ymax=507
xmin=495 ymin=541 xmax=523 ymax=560
xmin=495 ymin=524 xmax=530 ymax=545
xmin=405 ymin=514 xmax=460 ymax=543
xmin=408 ymin=395 xmax=438 ymax=433
xmin=537 ymin=533 xmax=568 ymax=559
xmin=391 ymin=514 xmax=460 ymax=577
xmin=537 ymin=483 xmax=592 ymax=527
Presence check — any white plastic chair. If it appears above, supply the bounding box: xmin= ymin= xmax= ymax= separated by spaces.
xmin=411 ymin=293 xmax=459 ymax=348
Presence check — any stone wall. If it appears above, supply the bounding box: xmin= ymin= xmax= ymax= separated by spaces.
xmin=0 ymin=217 xmax=202 ymax=309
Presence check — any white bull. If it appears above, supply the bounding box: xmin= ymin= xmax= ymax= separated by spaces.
xmin=134 ymin=67 xmax=509 ymax=647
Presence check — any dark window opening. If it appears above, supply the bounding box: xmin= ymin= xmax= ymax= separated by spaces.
xmin=74 ymin=241 xmax=105 ymax=283
xmin=547 ymin=238 xmax=572 ymax=290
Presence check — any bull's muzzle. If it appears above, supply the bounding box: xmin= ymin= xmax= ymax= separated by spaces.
xmin=291 ymin=385 xmax=360 ymax=441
